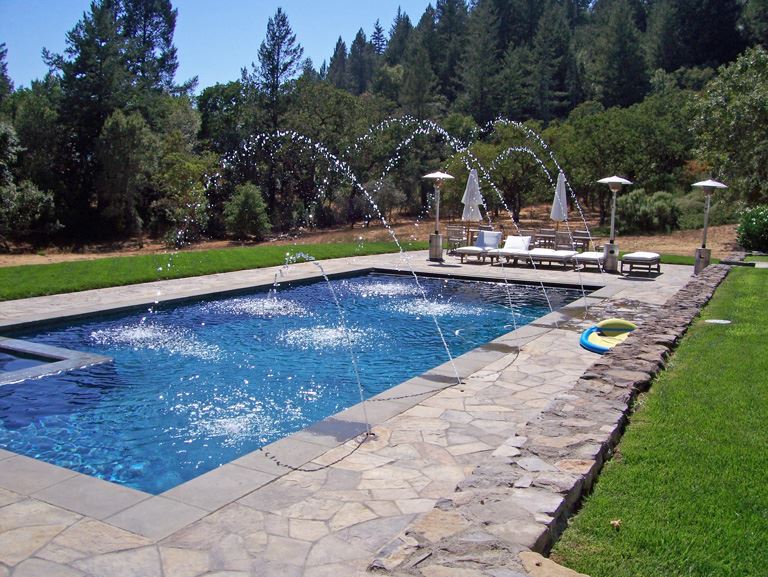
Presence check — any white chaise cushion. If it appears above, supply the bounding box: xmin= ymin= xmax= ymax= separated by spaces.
xmin=622 ymin=251 xmax=660 ymax=261
xmin=501 ymin=235 xmax=531 ymax=251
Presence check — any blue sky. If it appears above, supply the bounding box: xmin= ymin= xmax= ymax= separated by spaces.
xmin=0 ymin=0 xmax=434 ymax=91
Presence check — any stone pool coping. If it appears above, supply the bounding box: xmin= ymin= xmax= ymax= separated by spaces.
xmin=0 ymin=250 xmax=710 ymax=576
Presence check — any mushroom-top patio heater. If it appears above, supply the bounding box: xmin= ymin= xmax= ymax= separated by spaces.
xmin=423 ymin=171 xmax=454 ymax=262
xmin=597 ymin=175 xmax=632 ymax=273
xmin=692 ymin=179 xmax=727 ymax=275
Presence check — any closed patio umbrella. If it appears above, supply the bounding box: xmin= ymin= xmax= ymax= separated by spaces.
xmin=550 ymin=171 xmax=568 ymax=227
xmin=461 ymin=169 xmax=484 ymax=222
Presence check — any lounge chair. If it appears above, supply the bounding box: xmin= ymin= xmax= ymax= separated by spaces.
xmin=454 ymin=230 xmax=502 ymax=263
xmin=525 ymin=248 xmax=577 ymax=268
xmin=492 ymin=245 xmax=576 ymax=268
xmin=572 ymin=251 xmax=605 ymax=271
xmin=621 ymin=251 xmax=661 ymax=275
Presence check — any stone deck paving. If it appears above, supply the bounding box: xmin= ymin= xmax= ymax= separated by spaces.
xmin=0 ymin=250 xmax=701 ymax=576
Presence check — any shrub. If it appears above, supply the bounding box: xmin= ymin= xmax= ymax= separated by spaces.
xmin=223 ymin=183 xmax=272 ymax=241
xmin=616 ymin=189 xmax=681 ymax=234
xmin=736 ymin=205 xmax=768 ymax=251
xmin=0 ymin=180 xmax=61 ymax=249
xmin=676 ymin=190 xmax=744 ymax=230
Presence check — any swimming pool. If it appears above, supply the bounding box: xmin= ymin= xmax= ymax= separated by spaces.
xmin=0 ymin=273 xmax=582 ymax=493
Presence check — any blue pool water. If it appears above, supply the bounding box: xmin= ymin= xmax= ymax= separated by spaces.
xmin=0 ymin=273 xmax=581 ymax=493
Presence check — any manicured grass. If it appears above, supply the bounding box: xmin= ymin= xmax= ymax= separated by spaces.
xmin=551 ymin=267 xmax=768 ymax=577
xmin=0 ymin=241 xmax=427 ymax=301
xmin=746 ymin=254 xmax=768 ymax=262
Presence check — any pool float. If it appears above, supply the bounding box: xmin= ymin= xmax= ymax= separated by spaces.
xmin=580 ymin=318 xmax=637 ymax=354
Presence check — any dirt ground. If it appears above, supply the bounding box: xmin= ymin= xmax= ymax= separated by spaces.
xmin=0 ymin=206 xmax=739 ymax=268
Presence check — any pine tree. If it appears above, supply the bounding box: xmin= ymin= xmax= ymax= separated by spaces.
xmin=589 ymin=0 xmax=648 ymax=108
xmin=371 ymin=19 xmax=387 ymax=54
xmin=327 ymin=37 xmax=350 ymax=90
xmin=530 ymin=3 xmax=577 ymax=121
xmin=348 ymin=29 xmax=374 ymax=95
xmin=121 ymin=0 xmax=179 ymax=92
xmin=254 ymin=7 xmax=303 ymax=132
xmin=459 ymin=0 xmax=501 ymax=124
xmin=385 ymin=8 xmax=413 ymax=65
xmin=498 ymin=45 xmax=536 ymax=119
xmin=416 ymin=4 xmax=439 ymax=73
xmin=49 ymin=0 xmax=130 ymax=229
xmin=435 ymin=0 xmax=468 ymax=103
xmin=646 ymin=0 xmax=744 ymax=71
xmin=501 ymin=0 xmax=546 ymax=47
xmin=401 ymin=31 xmax=439 ymax=120
xmin=0 ymin=43 xmax=13 ymax=108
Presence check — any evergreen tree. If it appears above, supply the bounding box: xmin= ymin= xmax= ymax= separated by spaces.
xmin=644 ymin=0 xmax=679 ymax=72
xmin=459 ymin=0 xmax=501 ymax=124
xmin=435 ymin=0 xmax=468 ymax=103
xmin=327 ymin=37 xmax=350 ymax=90
xmin=371 ymin=19 xmax=387 ymax=54
xmin=646 ymin=0 xmax=744 ymax=71
xmin=498 ymin=45 xmax=536 ymax=119
xmin=502 ymin=0 xmax=547 ymax=47
xmin=401 ymin=31 xmax=439 ymax=120
xmin=416 ymin=4 xmax=440 ymax=75
xmin=299 ymin=58 xmax=320 ymax=82
xmin=588 ymin=0 xmax=648 ymax=108
xmin=247 ymin=7 xmax=303 ymax=221
xmin=48 ymin=0 xmax=131 ymax=229
xmin=348 ymin=29 xmax=374 ymax=95
xmin=120 ymin=0 xmax=179 ymax=92
xmin=384 ymin=8 xmax=413 ymax=65
xmin=0 ymin=43 xmax=12 ymax=109
xmin=742 ymin=0 xmax=768 ymax=46
xmin=253 ymin=7 xmax=303 ymax=132
xmin=530 ymin=3 xmax=577 ymax=121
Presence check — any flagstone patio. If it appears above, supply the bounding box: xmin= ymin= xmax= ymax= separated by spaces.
xmin=0 ymin=251 xmax=696 ymax=576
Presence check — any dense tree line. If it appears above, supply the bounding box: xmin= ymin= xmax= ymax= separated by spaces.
xmin=1 ymin=0 xmax=768 ymax=248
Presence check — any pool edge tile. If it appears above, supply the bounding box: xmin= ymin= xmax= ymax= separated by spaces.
xmin=33 ymin=473 xmax=150 ymax=520
xmin=161 ymin=463 xmax=275 ymax=512
xmin=0 ymin=454 xmax=79 ymax=495
xmin=105 ymin=496 xmax=208 ymax=541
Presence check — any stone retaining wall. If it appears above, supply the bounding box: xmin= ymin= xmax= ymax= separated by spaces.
xmin=372 ymin=261 xmax=735 ymax=577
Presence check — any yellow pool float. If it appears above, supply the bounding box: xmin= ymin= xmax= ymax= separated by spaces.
xmin=580 ymin=318 xmax=637 ymax=354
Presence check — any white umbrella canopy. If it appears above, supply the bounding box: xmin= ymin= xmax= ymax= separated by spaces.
xmin=461 ymin=169 xmax=484 ymax=222
xmin=550 ymin=171 xmax=568 ymax=224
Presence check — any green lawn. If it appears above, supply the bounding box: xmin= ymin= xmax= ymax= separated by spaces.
xmin=0 ymin=242 xmax=702 ymax=302
xmin=0 ymin=241 xmax=427 ymax=301
xmin=746 ymin=254 xmax=768 ymax=262
xmin=551 ymin=267 xmax=768 ymax=577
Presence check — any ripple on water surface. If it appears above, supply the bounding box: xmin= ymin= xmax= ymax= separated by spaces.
xmin=203 ymin=296 xmax=309 ymax=318
xmin=277 ymin=325 xmax=380 ymax=350
xmin=89 ymin=322 xmax=221 ymax=361
xmin=386 ymin=299 xmax=489 ymax=318
xmin=346 ymin=280 xmax=422 ymax=298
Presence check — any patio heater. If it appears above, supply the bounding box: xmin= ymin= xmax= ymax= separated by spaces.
xmin=692 ymin=179 xmax=727 ymax=275
xmin=597 ymin=175 xmax=632 ymax=273
xmin=423 ymin=171 xmax=454 ymax=262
